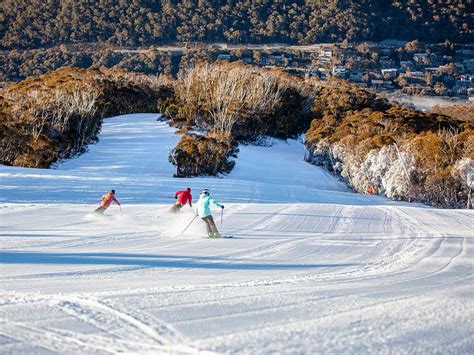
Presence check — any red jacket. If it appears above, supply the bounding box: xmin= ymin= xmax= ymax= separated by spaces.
xmin=100 ymin=192 xmax=120 ymax=209
xmin=175 ymin=190 xmax=192 ymax=206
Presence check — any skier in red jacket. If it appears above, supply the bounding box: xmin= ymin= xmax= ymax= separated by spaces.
xmin=94 ymin=189 xmax=121 ymax=214
xmin=171 ymin=187 xmax=193 ymax=212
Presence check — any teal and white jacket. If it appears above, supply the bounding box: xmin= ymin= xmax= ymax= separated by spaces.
xmin=194 ymin=193 xmax=223 ymax=218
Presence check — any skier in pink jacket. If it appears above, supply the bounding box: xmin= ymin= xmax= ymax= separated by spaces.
xmin=94 ymin=189 xmax=120 ymax=214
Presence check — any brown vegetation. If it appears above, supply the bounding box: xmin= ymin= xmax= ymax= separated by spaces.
xmin=174 ymin=62 xmax=312 ymax=139
xmin=168 ymin=62 xmax=312 ymax=176
xmin=0 ymin=46 xmax=179 ymax=82
xmin=169 ymin=133 xmax=237 ymax=177
xmin=4 ymin=63 xmax=472 ymax=208
xmin=431 ymin=103 xmax=474 ymax=124
xmin=0 ymin=67 xmax=174 ymax=167
xmin=307 ymin=79 xmax=391 ymax=120
xmin=1 ymin=0 xmax=471 ymax=50
xmin=305 ymin=83 xmax=473 ymax=208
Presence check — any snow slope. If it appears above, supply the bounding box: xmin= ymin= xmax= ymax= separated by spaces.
xmin=1 ymin=114 xmax=473 ymax=354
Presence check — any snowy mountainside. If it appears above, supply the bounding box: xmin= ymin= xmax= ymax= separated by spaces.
xmin=0 ymin=114 xmax=473 ymax=354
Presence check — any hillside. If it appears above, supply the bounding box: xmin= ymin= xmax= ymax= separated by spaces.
xmin=1 ymin=114 xmax=473 ymax=353
xmin=2 ymin=65 xmax=472 ymax=208
xmin=1 ymin=0 xmax=471 ymax=50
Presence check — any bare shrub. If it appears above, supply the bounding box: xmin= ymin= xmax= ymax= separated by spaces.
xmin=175 ymin=62 xmax=311 ymax=138
xmin=5 ymin=83 xmax=101 ymax=148
xmin=168 ymin=62 xmax=312 ymax=176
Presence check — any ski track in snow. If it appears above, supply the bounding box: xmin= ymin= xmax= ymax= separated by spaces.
xmin=1 ymin=114 xmax=473 ymax=354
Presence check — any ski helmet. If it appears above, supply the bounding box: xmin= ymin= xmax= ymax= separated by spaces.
xmin=201 ymin=189 xmax=210 ymax=195
xmin=111 ymin=189 xmax=116 ymax=194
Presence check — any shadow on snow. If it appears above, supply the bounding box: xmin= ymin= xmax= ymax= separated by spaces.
xmin=0 ymin=251 xmax=358 ymax=270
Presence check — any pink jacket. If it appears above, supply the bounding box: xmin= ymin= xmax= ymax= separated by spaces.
xmin=100 ymin=192 xmax=120 ymax=209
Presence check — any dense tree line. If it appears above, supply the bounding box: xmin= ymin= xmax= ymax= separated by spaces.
xmin=1 ymin=0 xmax=471 ymax=50
xmin=0 ymin=46 xmax=180 ymax=81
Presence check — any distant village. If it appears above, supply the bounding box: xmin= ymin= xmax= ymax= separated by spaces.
xmin=2 ymin=40 xmax=474 ymax=103
xmin=210 ymin=40 xmax=474 ymax=101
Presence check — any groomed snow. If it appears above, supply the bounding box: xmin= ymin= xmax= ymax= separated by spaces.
xmin=1 ymin=114 xmax=473 ymax=354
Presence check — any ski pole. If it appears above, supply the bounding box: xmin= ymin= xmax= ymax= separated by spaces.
xmin=221 ymin=208 xmax=223 ymax=226
xmin=119 ymin=205 xmax=123 ymax=216
xmin=180 ymin=215 xmax=197 ymax=236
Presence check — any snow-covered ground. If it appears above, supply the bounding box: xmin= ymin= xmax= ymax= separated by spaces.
xmin=1 ymin=114 xmax=473 ymax=354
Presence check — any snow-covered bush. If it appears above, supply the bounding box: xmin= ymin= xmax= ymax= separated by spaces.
xmin=364 ymin=145 xmax=415 ymax=199
xmin=452 ymin=158 xmax=474 ymax=208
xmin=329 ymin=141 xmax=413 ymax=199
xmin=304 ymin=91 xmax=473 ymax=207
xmin=306 ymin=139 xmax=333 ymax=170
xmin=454 ymin=158 xmax=474 ymax=187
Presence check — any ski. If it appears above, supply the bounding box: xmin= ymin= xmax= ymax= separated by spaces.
xmin=204 ymin=235 xmax=234 ymax=239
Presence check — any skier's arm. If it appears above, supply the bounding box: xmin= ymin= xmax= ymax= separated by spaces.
xmin=189 ymin=194 xmax=193 ymax=207
xmin=113 ymin=196 xmax=121 ymax=205
xmin=209 ymin=198 xmax=223 ymax=209
xmin=175 ymin=190 xmax=182 ymax=199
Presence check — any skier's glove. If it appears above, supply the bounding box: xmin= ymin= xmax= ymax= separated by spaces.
xmin=221 ymin=205 xmax=225 ymax=209
xmin=175 ymin=196 xmax=177 ymax=199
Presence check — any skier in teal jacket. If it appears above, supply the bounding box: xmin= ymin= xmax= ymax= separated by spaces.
xmin=194 ymin=189 xmax=224 ymax=237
